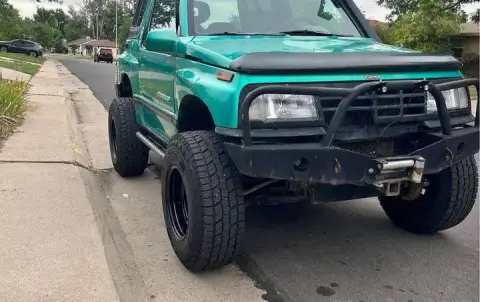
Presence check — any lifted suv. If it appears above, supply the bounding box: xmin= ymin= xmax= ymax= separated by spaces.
xmin=111 ymin=0 xmax=479 ymax=272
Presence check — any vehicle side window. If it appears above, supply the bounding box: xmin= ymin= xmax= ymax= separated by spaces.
xmin=132 ymin=0 xmax=148 ymax=27
xmin=11 ymin=40 xmax=22 ymax=46
xmin=150 ymin=0 xmax=176 ymax=30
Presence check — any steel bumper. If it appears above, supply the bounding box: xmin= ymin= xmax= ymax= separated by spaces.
xmin=224 ymin=78 xmax=480 ymax=185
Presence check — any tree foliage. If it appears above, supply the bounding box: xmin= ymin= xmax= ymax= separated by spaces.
xmin=376 ymin=0 xmax=477 ymax=53
xmin=378 ymin=0 xmax=479 ymax=20
xmin=0 ymin=0 xmax=24 ymax=41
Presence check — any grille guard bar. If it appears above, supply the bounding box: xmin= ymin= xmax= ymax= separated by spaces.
xmin=240 ymin=78 xmax=480 ymax=146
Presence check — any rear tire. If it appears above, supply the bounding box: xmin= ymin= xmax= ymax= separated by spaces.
xmin=162 ymin=131 xmax=245 ymax=272
xmin=0 ymin=46 xmax=7 ymax=52
xmin=108 ymin=97 xmax=149 ymax=177
xmin=380 ymin=157 xmax=478 ymax=234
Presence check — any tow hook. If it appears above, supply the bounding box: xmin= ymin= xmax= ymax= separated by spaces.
xmin=374 ymin=157 xmax=426 ymax=197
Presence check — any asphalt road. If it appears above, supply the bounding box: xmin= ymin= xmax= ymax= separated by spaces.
xmin=59 ymin=57 xmax=479 ymax=302
xmin=59 ymin=57 xmax=116 ymax=108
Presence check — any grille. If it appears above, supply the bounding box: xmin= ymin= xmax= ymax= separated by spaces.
xmin=240 ymin=81 xmax=429 ymax=128
xmin=318 ymin=88 xmax=427 ymax=126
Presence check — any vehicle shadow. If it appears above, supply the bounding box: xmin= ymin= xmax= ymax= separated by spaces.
xmin=243 ymin=198 xmax=479 ymax=302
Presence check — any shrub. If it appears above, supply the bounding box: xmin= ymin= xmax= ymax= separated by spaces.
xmin=461 ymin=52 xmax=479 ymax=78
xmin=0 ymin=79 xmax=27 ymax=139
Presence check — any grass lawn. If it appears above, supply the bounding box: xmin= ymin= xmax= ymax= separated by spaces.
xmin=0 ymin=80 xmax=27 ymax=142
xmin=0 ymin=60 xmax=40 ymax=75
xmin=0 ymin=52 xmax=44 ymax=64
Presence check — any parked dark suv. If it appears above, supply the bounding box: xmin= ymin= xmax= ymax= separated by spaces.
xmin=94 ymin=47 xmax=113 ymax=63
xmin=0 ymin=39 xmax=43 ymax=57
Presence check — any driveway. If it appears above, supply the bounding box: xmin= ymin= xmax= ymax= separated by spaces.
xmin=59 ymin=57 xmax=480 ymax=302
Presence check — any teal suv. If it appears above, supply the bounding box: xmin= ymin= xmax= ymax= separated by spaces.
xmin=109 ymin=0 xmax=480 ymax=272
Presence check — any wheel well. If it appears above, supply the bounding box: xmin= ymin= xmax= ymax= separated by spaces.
xmin=177 ymin=96 xmax=215 ymax=132
xmin=119 ymin=74 xmax=133 ymax=97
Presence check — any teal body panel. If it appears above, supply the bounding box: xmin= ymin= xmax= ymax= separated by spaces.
xmin=185 ymin=35 xmax=417 ymax=67
xmin=180 ymin=69 xmax=463 ymax=129
xmin=117 ymin=0 xmax=464 ymax=140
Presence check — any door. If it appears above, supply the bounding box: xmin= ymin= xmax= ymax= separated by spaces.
xmin=9 ymin=40 xmax=23 ymax=53
xmin=137 ymin=0 xmax=177 ymax=141
xmin=22 ymin=41 xmax=36 ymax=54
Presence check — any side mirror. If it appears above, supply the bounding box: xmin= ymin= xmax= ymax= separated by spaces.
xmin=144 ymin=29 xmax=178 ymax=53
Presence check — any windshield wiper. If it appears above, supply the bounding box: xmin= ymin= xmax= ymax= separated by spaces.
xmin=279 ymin=29 xmax=353 ymax=37
xmin=205 ymin=32 xmax=286 ymax=36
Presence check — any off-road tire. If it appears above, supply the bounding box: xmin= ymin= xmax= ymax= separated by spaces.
xmin=108 ymin=97 xmax=149 ymax=177
xmin=380 ymin=156 xmax=478 ymax=234
xmin=162 ymin=131 xmax=245 ymax=272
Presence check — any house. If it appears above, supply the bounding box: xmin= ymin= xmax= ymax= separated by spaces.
xmin=83 ymin=39 xmax=118 ymax=58
xmin=451 ymin=23 xmax=479 ymax=78
xmin=451 ymin=23 xmax=479 ymax=58
xmin=67 ymin=38 xmax=118 ymax=58
xmin=368 ymin=19 xmax=388 ymax=28
xmin=67 ymin=37 xmax=93 ymax=56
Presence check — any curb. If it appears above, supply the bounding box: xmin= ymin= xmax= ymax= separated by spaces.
xmin=49 ymin=59 xmax=95 ymax=171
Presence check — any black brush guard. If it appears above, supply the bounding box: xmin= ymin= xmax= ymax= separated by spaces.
xmin=223 ymin=79 xmax=480 ymax=185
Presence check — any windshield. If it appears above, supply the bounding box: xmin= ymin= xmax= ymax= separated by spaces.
xmin=189 ymin=0 xmax=362 ymax=37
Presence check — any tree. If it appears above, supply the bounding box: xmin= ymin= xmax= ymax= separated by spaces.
xmin=377 ymin=0 xmax=479 ymax=21
xmin=376 ymin=0 xmax=475 ymax=53
xmin=0 ymin=0 xmax=24 ymax=40
xmin=64 ymin=5 xmax=89 ymax=41
xmin=100 ymin=0 xmax=126 ymax=41
xmin=471 ymin=8 xmax=480 ymax=22
xmin=29 ymin=22 xmax=58 ymax=48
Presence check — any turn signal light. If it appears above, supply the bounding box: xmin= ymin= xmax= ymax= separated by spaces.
xmin=217 ymin=72 xmax=234 ymax=82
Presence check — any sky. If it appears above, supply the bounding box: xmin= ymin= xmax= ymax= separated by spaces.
xmin=9 ymin=0 xmax=480 ymax=21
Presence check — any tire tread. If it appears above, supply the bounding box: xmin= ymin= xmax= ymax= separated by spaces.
xmin=109 ymin=97 xmax=148 ymax=177
xmin=165 ymin=131 xmax=245 ymax=272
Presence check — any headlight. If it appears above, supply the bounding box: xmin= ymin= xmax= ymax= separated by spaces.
xmin=249 ymin=94 xmax=318 ymax=122
xmin=427 ymin=87 xmax=469 ymax=113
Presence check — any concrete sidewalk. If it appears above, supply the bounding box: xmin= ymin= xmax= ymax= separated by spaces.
xmin=0 ymin=61 xmax=119 ymax=301
xmin=0 ymin=67 xmax=31 ymax=82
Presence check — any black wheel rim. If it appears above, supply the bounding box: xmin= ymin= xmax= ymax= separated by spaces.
xmin=167 ymin=167 xmax=189 ymax=240
xmin=109 ymin=118 xmax=117 ymax=164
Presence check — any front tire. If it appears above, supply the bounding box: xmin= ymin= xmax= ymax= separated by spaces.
xmin=380 ymin=157 xmax=478 ymax=234
xmin=162 ymin=131 xmax=245 ymax=272
xmin=108 ymin=97 xmax=149 ymax=177
xmin=29 ymin=51 xmax=37 ymax=57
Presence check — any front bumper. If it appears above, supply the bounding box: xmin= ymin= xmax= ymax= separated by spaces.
xmin=223 ymin=78 xmax=480 ymax=185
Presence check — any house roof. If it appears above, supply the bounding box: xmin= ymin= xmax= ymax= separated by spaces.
xmin=368 ymin=19 xmax=388 ymax=27
xmin=459 ymin=23 xmax=479 ymax=36
xmin=83 ymin=39 xmax=116 ymax=48
xmin=67 ymin=38 xmax=92 ymax=46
